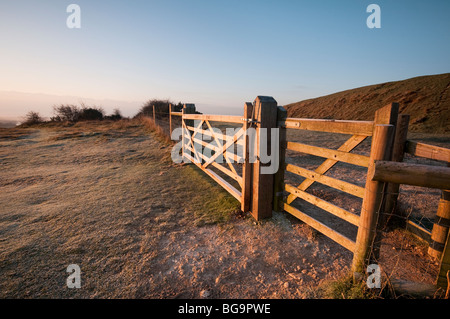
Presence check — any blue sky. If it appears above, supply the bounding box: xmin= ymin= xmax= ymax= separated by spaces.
xmin=0 ymin=0 xmax=449 ymax=118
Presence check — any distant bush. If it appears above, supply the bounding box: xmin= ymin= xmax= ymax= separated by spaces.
xmin=78 ymin=107 xmax=104 ymax=121
xmin=23 ymin=111 xmax=44 ymax=125
xmin=134 ymin=99 xmax=184 ymax=118
xmin=104 ymin=108 xmax=123 ymax=121
xmin=51 ymin=104 xmax=80 ymax=122
xmin=51 ymin=104 xmax=108 ymax=122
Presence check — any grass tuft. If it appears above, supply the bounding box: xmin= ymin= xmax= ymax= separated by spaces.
xmin=319 ymin=274 xmax=376 ymax=299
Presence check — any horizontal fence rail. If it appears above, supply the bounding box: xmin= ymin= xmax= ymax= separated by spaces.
xmin=182 ymin=114 xmax=244 ymax=124
xmin=284 ymin=183 xmax=360 ymax=227
xmin=406 ymin=140 xmax=450 ymax=162
xmin=283 ymin=202 xmax=356 ymax=252
xmin=278 ymin=118 xmax=374 ymax=136
xmin=286 ymin=141 xmax=370 ymax=167
xmin=371 ymin=161 xmax=450 ymax=190
xmin=185 ymin=125 xmax=245 ymax=146
xmin=285 ymin=163 xmax=366 ymax=198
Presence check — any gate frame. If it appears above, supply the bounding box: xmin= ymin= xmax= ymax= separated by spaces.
xmin=180 ymin=96 xmax=280 ymax=220
xmin=275 ymin=103 xmax=399 ymax=276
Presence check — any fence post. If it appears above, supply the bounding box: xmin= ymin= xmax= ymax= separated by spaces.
xmin=373 ymin=102 xmax=399 ymax=127
xmin=241 ymin=102 xmax=253 ymax=213
xmin=384 ymin=114 xmax=410 ymax=224
xmin=436 ymin=220 xmax=450 ymax=291
xmin=182 ymin=104 xmax=196 ymax=162
xmin=153 ymin=105 xmax=156 ymax=124
xmin=169 ymin=103 xmax=174 ymax=136
xmin=251 ymin=96 xmax=278 ymax=220
xmin=273 ymin=106 xmax=287 ymax=212
xmin=429 ymin=189 xmax=450 ymax=260
xmin=352 ymin=124 xmax=395 ymax=276
xmin=370 ymin=103 xmax=398 ymax=232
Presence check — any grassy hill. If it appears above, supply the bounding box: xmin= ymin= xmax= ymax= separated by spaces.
xmin=285 ymin=73 xmax=450 ymax=133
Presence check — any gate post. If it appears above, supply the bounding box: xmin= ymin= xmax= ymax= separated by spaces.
xmin=273 ymin=106 xmax=287 ymax=212
xmin=384 ymin=113 xmax=410 ymax=224
xmin=169 ymin=103 xmax=174 ymax=136
xmin=352 ymin=103 xmax=398 ymax=277
xmin=250 ymin=96 xmax=278 ymax=221
xmin=352 ymin=124 xmax=395 ymax=276
xmin=182 ymin=104 xmax=196 ymax=162
xmin=241 ymin=102 xmax=253 ymax=213
xmin=372 ymin=103 xmax=399 ymax=229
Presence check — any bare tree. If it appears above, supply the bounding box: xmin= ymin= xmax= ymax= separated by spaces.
xmin=23 ymin=111 xmax=44 ymax=125
xmin=52 ymin=104 xmax=80 ymax=122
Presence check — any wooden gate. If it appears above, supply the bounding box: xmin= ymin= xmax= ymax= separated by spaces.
xmin=181 ymin=105 xmax=245 ymax=202
xmin=274 ymin=103 xmax=399 ymax=273
xmin=180 ymin=97 xmax=279 ymax=221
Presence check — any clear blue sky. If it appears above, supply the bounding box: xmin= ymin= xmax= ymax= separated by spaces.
xmin=0 ymin=0 xmax=449 ymax=118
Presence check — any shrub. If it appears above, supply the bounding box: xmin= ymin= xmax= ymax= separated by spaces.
xmin=52 ymin=104 xmax=80 ymax=122
xmin=23 ymin=111 xmax=44 ymax=125
xmin=78 ymin=107 xmax=104 ymax=121
xmin=134 ymin=99 xmax=184 ymax=118
xmin=105 ymin=108 xmax=123 ymax=121
xmin=52 ymin=104 xmax=105 ymax=122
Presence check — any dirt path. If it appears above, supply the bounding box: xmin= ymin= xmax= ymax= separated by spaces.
xmin=0 ymin=121 xmax=441 ymax=298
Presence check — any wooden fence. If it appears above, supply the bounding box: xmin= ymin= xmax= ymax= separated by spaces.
xmin=146 ymin=96 xmax=450 ymax=291
xmin=371 ymin=140 xmax=450 ymax=289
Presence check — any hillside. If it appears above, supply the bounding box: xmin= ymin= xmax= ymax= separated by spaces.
xmin=285 ymin=73 xmax=450 ymax=134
